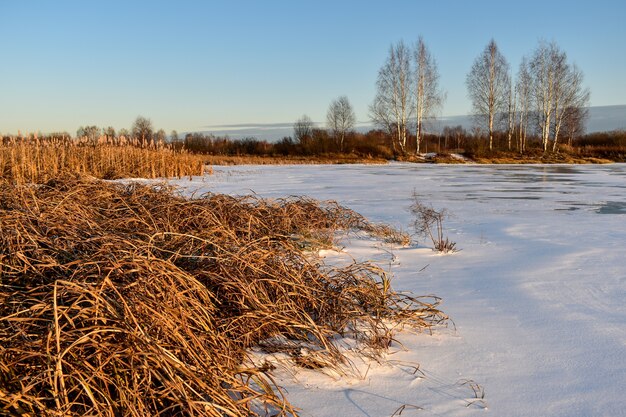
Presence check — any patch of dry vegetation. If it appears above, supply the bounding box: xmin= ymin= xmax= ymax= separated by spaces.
xmin=203 ymin=154 xmax=388 ymax=166
xmin=0 ymin=177 xmax=445 ymax=416
xmin=0 ymin=137 xmax=208 ymax=184
xmin=465 ymin=148 xmax=613 ymax=164
xmin=411 ymin=196 xmax=457 ymax=253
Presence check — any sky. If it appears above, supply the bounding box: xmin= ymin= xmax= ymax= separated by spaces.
xmin=1 ymin=0 xmax=625 ymax=137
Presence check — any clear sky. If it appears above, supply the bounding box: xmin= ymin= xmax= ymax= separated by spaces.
xmin=1 ymin=0 xmax=625 ymax=136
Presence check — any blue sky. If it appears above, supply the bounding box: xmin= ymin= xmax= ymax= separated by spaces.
xmin=1 ymin=0 xmax=625 ymax=136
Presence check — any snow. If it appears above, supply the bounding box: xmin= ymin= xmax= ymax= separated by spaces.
xmin=450 ymin=153 xmax=473 ymax=162
xmin=166 ymin=163 xmax=626 ymax=417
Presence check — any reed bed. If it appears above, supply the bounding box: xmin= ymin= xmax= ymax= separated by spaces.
xmin=0 ymin=177 xmax=446 ymax=416
xmin=0 ymin=137 xmax=208 ymax=184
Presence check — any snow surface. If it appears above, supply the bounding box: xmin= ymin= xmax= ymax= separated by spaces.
xmin=166 ymin=163 xmax=626 ymax=417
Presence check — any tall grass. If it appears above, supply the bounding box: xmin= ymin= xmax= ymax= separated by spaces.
xmin=0 ymin=136 xmax=208 ymax=183
xmin=0 ymin=177 xmax=446 ymax=416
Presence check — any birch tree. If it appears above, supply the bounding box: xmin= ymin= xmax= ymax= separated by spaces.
xmin=413 ymin=36 xmax=444 ymax=154
xmin=466 ymin=39 xmax=510 ymax=151
xmin=516 ymin=57 xmax=531 ymax=153
xmin=506 ymin=77 xmax=516 ymax=151
xmin=326 ymin=96 xmax=356 ymax=152
xmin=552 ymin=63 xmax=590 ymax=151
xmin=370 ymin=41 xmax=413 ymax=154
xmin=528 ymin=42 xmax=559 ymax=152
xmin=527 ymin=41 xmax=589 ymax=152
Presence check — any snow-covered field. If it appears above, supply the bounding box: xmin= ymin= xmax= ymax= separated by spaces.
xmin=172 ymin=163 xmax=626 ymax=417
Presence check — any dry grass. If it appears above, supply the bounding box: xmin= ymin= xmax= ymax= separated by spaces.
xmin=0 ymin=137 xmax=208 ymax=184
xmin=466 ymin=149 xmax=613 ymax=164
xmin=0 ymin=177 xmax=445 ymax=416
xmin=203 ymin=154 xmax=389 ymax=166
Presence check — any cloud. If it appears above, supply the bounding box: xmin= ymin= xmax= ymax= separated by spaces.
xmin=203 ymin=122 xmax=301 ymax=130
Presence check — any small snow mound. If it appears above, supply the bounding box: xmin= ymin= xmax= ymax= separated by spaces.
xmin=450 ymin=153 xmax=474 ymax=163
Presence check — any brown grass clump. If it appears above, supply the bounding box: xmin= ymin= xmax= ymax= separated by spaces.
xmin=0 ymin=137 xmax=208 ymax=184
xmin=0 ymin=177 xmax=445 ymax=416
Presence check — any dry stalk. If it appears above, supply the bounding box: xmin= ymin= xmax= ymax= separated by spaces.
xmin=410 ymin=192 xmax=457 ymax=253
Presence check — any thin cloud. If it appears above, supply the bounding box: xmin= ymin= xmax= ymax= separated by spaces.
xmin=204 ymin=120 xmax=374 ymax=130
xmin=204 ymin=122 xmax=304 ymax=130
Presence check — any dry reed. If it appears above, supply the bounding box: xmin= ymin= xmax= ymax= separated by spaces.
xmin=0 ymin=137 xmax=208 ymax=184
xmin=0 ymin=176 xmax=446 ymax=416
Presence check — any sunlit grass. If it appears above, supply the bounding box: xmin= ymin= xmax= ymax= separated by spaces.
xmin=0 ymin=136 xmax=208 ymax=183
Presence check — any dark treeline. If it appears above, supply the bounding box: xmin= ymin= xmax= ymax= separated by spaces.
xmin=174 ymin=127 xmax=626 ymax=161
xmin=176 ymin=129 xmax=395 ymax=159
xmin=5 ymin=124 xmax=625 ymax=162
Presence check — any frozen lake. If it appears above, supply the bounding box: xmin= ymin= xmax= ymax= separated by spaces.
xmin=171 ymin=163 xmax=626 ymax=417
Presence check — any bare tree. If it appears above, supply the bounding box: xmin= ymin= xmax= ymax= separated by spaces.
xmin=293 ymin=114 xmax=313 ymax=145
xmin=155 ymin=129 xmax=167 ymax=144
xmin=527 ymin=41 xmax=590 ymax=152
xmin=466 ymin=39 xmax=510 ymax=151
xmin=552 ymin=63 xmax=590 ymax=151
xmin=562 ymin=106 xmax=589 ymax=146
xmin=170 ymin=130 xmax=179 ymax=142
xmin=516 ymin=57 xmax=531 ymax=153
xmin=443 ymin=125 xmax=466 ymax=150
xmin=370 ymin=41 xmax=413 ymax=154
xmin=369 ymin=93 xmax=396 ymax=148
xmin=413 ymin=36 xmax=444 ymax=154
xmin=132 ymin=116 xmax=154 ymax=145
xmin=326 ymin=96 xmax=356 ymax=152
xmin=528 ymin=42 xmax=553 ymax=152
xmin=454 ymin=125 xmax=466 ymax=150
xmin=77 ymin=125 xmax=99 ymax=142
xmin=506 ymin=77 xmax=516 ymax=151
xmin=103 ymin=126 xmax=116 ymax=140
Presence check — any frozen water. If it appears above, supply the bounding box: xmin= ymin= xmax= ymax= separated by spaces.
xmin=162 ymin=163 xmax=626 ymax=417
